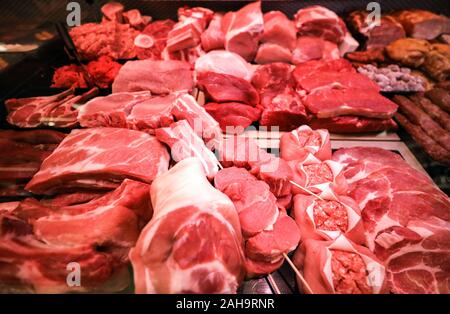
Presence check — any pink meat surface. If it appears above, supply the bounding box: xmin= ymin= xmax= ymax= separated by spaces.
xmin=204 ymin=102 xmax=261 ymax=134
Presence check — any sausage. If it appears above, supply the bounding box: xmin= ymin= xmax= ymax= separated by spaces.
xmin=409 ymin=94 xmax=450 ymax=132
xmin=393 ymin=95 xmax=450 ymax=149
xmin=395 ymin=113 xmax=450 ymax=164
xmin=425 ymin=88 xmax=450 ymax=113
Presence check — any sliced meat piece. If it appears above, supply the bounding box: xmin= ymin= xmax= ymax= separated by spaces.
xmin=204 ymin=102 xmax=261 ymax=134
xmin=309 ymin=116 xmax=398 ymax=134
xmin=292 ymin=36 xmax=340 ymax=64
xmin=296 ymin=71 xmax=380 ymax=93
xmin=135 ymin=19 xmax=175 ymax=60
xmin=197 ymin=72 xmax=259 ymax=105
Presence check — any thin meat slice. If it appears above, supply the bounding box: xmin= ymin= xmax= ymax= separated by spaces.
xmin=309 ymin=116 xmax=398 ymax=134
xmin=197 ymin=72 xmax=259 ymax=106
xmin=296 ymin=71 xmax=380 ymax=93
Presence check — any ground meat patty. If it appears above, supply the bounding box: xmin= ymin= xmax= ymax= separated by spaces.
xmin=304 ymin=163 xmax=333 ymax=186
xmin=331 ymin=249 xmax=372 ymax=294
xmin=313 ymin=200 xmax=348 ymax=232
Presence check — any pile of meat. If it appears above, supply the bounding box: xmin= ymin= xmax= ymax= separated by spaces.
xmin=393 ymin=85 xmax=450 ymax=164
xmin=51 ymin=56 xmax=122 ymax=89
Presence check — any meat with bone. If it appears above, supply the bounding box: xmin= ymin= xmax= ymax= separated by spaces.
xmin=69 ymin=21 xmax=138 ymax=60
xmin=155 ymin=120 xmax=219 ymax=179
xmin=260 ymin=11 xmax=296 ymax=50
xmin=135 ymin=19 xmax=175 ymax=60
xmin=347 ymin=11 xmax=405 ymax=50
xmin=425 ymin=88 xmax=450 ymax=113
xmin=217 ymin=136 xmax=292 ymax=199
xmin=123 ymin=9 xmax=151 ymax=30
xmin=166 ymin=7 xmax=213 ymax=52
xmin=293 ymin=194 xmax=366 ymax=245
xmin=5 ymin=88 xmax=98 ymax=128
xmin=293 ymin=236 xmax=386 ymax=294
xmin=195 ymin=50 xmax=255 ymax=82
xmin=197 ymin=71 xmax=259 ymax=106
xmin=308 ymin=116 xmax=398 ymax=134
xmin=291 ymin=36 xmax=339 ymax=65
xmin=25 ymin=128 xmax=169 ymax=195
xmin=130 ymin=158 xmax=245 ymax=293
xmin=280 ymin=125 xmax=331 ymax=162
xmin=221 ymin=1 xmax=263 ymax=61
xmin=201 ymin=13 xmax=225 ymax=51
xmin=204 ymin=102 xmax=261 ymax=134
xmin=395 ymin=113 xmax=450 ymax=164
xmin=408 ymin=94 xmax=450 ymax=132
xmin=393 ymin=95 xmax=450 ymax=149
xmin=255 ymin=43 xmax=292 ymax=64
xmin=214 ymin=167 xmax=300 ymax=277
xmin=392 ymin=9 xmax=450 ymax=40
xmin=288 ymin=154 xmax=348 ymax=196
xmin=112 ymin=59 xmax=194 ymax=94
xmin=101 ymin=2 xmax=124 ymax=22
xmin=251 ymin=62 xmax=307 ymax=131
xmin=332 ymin=147 xmax=450 ymax=293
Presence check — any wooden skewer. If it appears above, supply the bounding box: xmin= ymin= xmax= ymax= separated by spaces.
xmin=266 ymin=273 xmax=281 ymax=294
xmin=283 ymin=253 xmax=314 ymax=294
xmin=289 ymin=180 xmax=325 ymax=201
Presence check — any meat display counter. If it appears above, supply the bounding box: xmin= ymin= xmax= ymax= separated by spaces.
xmin=0 ymin=0 xmax=449 ymax=295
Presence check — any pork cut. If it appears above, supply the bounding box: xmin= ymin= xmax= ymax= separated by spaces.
xmin=261 ymin=11 xmax=296 ymax=50
xmin=255 ymin=43 xmax=293 ymax=64
xmin=25 ymin=128 xmax=169 ymax=195
xmin=195 ymin=50 xmax=255 ymax=82
xmin=291 ymin=36 xmax=339 ymax=64
xmin=135 ymin=19 xmax=175 ymax=60
xmin=197 ymin=71 xmax=259 ymax=106
xmin=308 ymin=116 xmax=398 ymax=134
xmin=130 ymin=158 xmax=245 ymax=293
xmin=112 ymin=59 xmax=194 ymax=94
xmin=155 ymin=120 xmax=219 ymax=179
xmin=332 ymin=147 xmax=450 ymax=293
xmin=280 ymin=125 xmax=331 ymax=161
xmin=222 ymin=1 xmax=264 ymax=61
xmin=204 ymin=102 xmax=261 ymax=134
xmin=201 ymin=13 xmax=225 ymax=51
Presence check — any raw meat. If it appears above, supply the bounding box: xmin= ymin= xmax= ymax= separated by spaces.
xmin=292 ymin=36 xmax=339 ymax=64
xmin=222 ymin=1 xmax=263 ymax=61
xmin=294 ymin=6 xmax=347 ymax=44
xmin=251 ymin=63 xmax=307 ymax=131
xmin=348 ymin=11 xmax=405 ymax=50
xmin=204 ymin=102 xmax=261 ymax=134
xmin=304 ymin=88 xmax=398 ymax=119
xmin=112 ymin=59 xmax=194 ymax=94
xmin=293 ymin=235 xmax=386 ymax=294
xmin=85 ymin=56 xmax=122 ymax=88
xmin=166 ymin=7 xmax=213 ymax=52
xmin=195 ymin=50 xmax=255 ymax=81
xmin=171 ymin=93 xmax=222 ymax=149
xmin=201 ymin=13 xmax=225 ymax=51
xmin=101 ymin=2 xmax=124 ymax=22
xmin=51 ymin=64 xmax=87 ymax=88
xmin=280 ymin=125 xmax=331 ymax=161
xmin=293 ymin=58 xmax=355 ymax=83
xmin=217 ymin=136 xmax=292 ymax=199
xmin=135 ymin=19 xmax=175 ymax=60
xmin=255 ymin=43 xmax=292 ymax=64
xmin=293 ymin=194 xmax=366 ymax=244
xmin=309 ymin=116 xmax=398 ymax=134
xmin=130 ymin=158 xmax=245 ymax=293
xmin=393 ymin=10 xmax=450 ymax=40
xmin=123 ymin=9 xmax=150 ymax=30
xmin=5 ymin=88 xmax=98 ymax=128
xmin=155 ymin=120 xmax=219 ymax=179
xmin=69 ymin=21 xmax=138 ymax=60
xmin=332 ymin=147 xmax=450 ymax=293
xmin=197 ymin=71 xmax=259 ymax=105
xmin=261 ymin=11 xmax=296 ymax=50
xmin=127 ymin=94 xmax=175 ymax=131
xmin=25 ymin=128 xmax=169 ymax=195
xmin=215 ymin=167 xmax=299 ymax=277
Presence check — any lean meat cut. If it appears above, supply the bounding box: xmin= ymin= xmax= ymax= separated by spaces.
xmin=112 ymin=59 xmax=194 ymax=94
xmin=309 ymin=116 xmax=398 ymax=134
xmin=260 ymin=11 xmax=296 ymax=50
xmin=333 ymin=147 xmax=450 ymax=294
xmin=130 ymin=158 xmax=245 ymax=293
xmin=291 ymin=36 xmax=339 ymax=65
xmin=215 ymin=167 xmax=300 ymax=277
xmin=25 ymin=128 xmax=169 ymax=195
xmin=293 ymin=235 xmax=386 ymax=294
xmin=204 ymin=102 xmax=261 ymax=134
xmin=280 ymin=125 xmax=331 ymax=161
xmin=222 ymin=1 xmax=264 ymax=61
xmin=201 ymin=13 xmax=225 ymax=51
